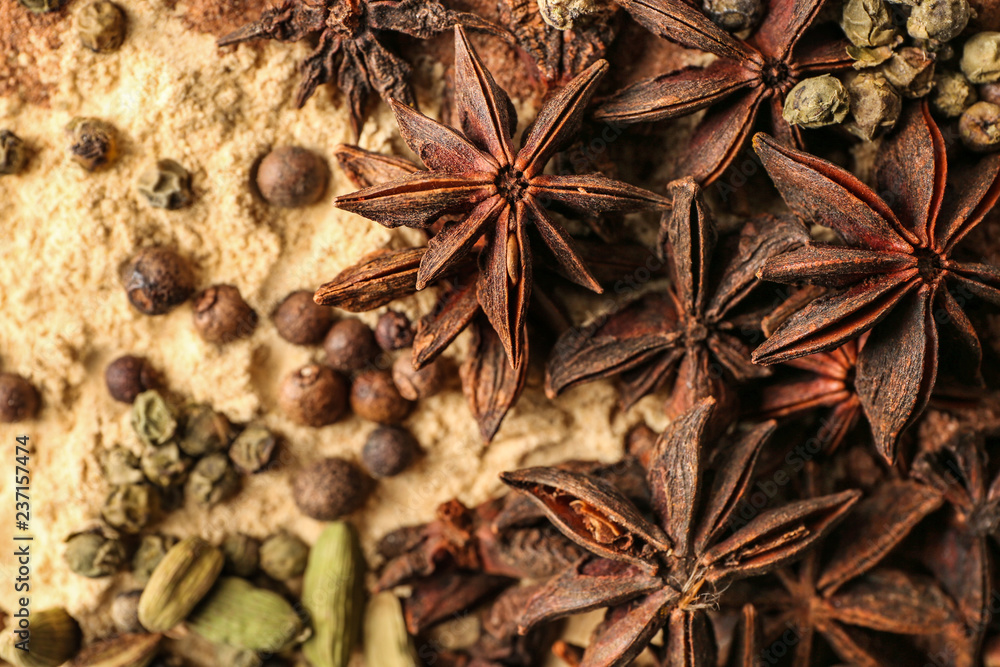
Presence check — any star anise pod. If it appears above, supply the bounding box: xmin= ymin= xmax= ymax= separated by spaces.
xmin=333 ymin=26 xmax=669 ymax=369
xmin=218 ymin=0 xmax=506 ymax=136
xmin=751 ymin=101 xmax=1000 ymax=463
xmin=501 ymin=398 xmax=859 ymax=666
xmin=592 ymin=0 xmax=851 ymax=184
xmin=546 ymin=177 xmax=807 ymax=418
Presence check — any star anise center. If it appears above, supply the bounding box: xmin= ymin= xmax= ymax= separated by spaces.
xmin=760 ymin=59 xmax=792 ymax=90
xmin=496 ymin=165 xmax=529 ymax=205
xmin=685 ymin=319 xmax=710 ymax=345
xmin=913 ymin=247 xmax=947 ymax=283
xmin=327 ymin=0 xmax=365 ymax=38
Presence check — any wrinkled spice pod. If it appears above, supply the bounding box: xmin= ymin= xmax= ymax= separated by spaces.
xmin=302 ymin=522 xmax=365 ymax=667
xmin=65 ymin=117 xmax=117 ymax=171
xmin=186 ymin=577 xmax=305 ymax=652
xmin=68 ymin=633 xmax=162 ymax=667
xmin=0 ymin=607 xmax=81 ymax=667
xmin=138 ymin=537 xmax=224 ymax=632
xmin=364 ymin=592 xmax=418 ymax=667
xmin=131 ymin=390 xmax=178 ymax=446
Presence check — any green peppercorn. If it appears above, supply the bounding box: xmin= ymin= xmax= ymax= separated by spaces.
xmin=0 ymin=130 xmax=28 ymax=175
xmin=933 ymin=70 xmax=977 ymax=116
xmin=187 ymin=453 xmax=240 ymax=506
xmin=782 ymin=75 xmax=851 ymax=128
xmin=66 ymin=117 xmax=117 ymax=171
xmin=101 ymin=483 xmax=159 ymax=534
xmin=256 ymin=146 xmax=329 ymax=208
xmin=907 ymin=0 xmax=970 ymax=42
xmin=18 ymin=0 xmax=66 ymax=13
xmin=537 ymin=0 xmax=604 ymax=29
xmin=77 ymin=0 xmax=126 ymax=53
xmin=845 ymin=71 xmax=901 ymax=139
xmin=229 ymin=425 xmax=278 ymax=474
xmin=960 ymin=101 xmax=1000 ymax=151
xmin=221 ymin=533 xmax=261 ymax=577
xmin=179 ymin=404 xmax=232 ymax=457
xmin=141 ymin=442 xmax=190 ymax=488
xmin=702 ymin=0 xmax=762 ymax=31
xmin=132 ymin=534 xmax=179 ymax=584
xmin=842 ymin=0 xmax=897 ymax=47
xmin=963 ymin=32 xmax=1000 ymax=83
xmin=64 ymin=531 xmax=126 ymax=578
xmin=131 ymin=390 xmax=178 ymax=447
xmin=882 ymin=47 xmax=936 ymax=97
xmin=137 ymin=159 xmax=192 ymax=210
xmin=259 ymin=532 xmax=309 ymax=580
xmin=101 ymin=446 xmax=145 ymax=485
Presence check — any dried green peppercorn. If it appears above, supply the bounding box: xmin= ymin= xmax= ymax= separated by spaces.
xmin=137 ymin=159 xmax=192 ymax=210
xmin=101 ymin=483 xmax=159 ymax=534
xmin=701 ymin=0 xmax=763 ymax=31
xmin=351 ymin=370 xmax=413 ymax=424
xmin=882 ymin=47 xmax=936 ymax=97
xmin=179 ymin=404 xmax=232 ymax=457
xmin=0 ymin=130 xmax=28 ymax=175
xmin=845 ymin=71 xmax=901 ymax=139
xmin=256 ymin=146 xmax=329 ymax=208
xmin=192 ymin=285 xmax=258 ymax=344
xmin=842 ymin=0 xmax=897 ymax=47
xmin=187 ymin=453 xmax=240 ymax=506
xmin=229 ymin=425 xmax=278 ymax=474
xmin=77 ymin=0 xmax=126 ymax=53
xmin=222 ymin=533 xmax=261 ymax=577
xmin=963 ymin=32 xmax=1000 ymax=83
xmin=131 ymin=390 xmax=178 ymax=447
xmin=293 ymin=457 xmax=370 ymax=520
xmin=105 ymin=354 xmax=158 ymax=403
xmin=0 ymin=372 xmax=40 ymax=423
xmin=64 ymin=531 xmax=126 ymax=578
xmin=259 ymin=532 xmax=310 ymax=580
xmin=66 ymin=117 xmax=117 ymax=171
xmin=133 ymin=534 xmax=179 ymax=584
xmin=908 ymin=0 xmax=970 ymax=42
xmin=122 ymin=246 xmax=196 ymax=316
xmin=272 ymin=290 xmax=334 ymax=345
xmin=101 ymin=446 xmax=144 ymax=485
xmin=141 ymin=442 xmax=189 ymax=488
xmin=111 ymin=590 xmax=143 ymax=634
xmin=960 ymin=101 xmax=1000 ymax=151
xmin=537 ymin=0 xmax=604 ymax=29
xmin=783 ymin=75 xmax=851 ymax=128
xmin=18 ymin=0 xmax=66 ymax=13
xmin=933 ymin=70 xmax=977 ymax=116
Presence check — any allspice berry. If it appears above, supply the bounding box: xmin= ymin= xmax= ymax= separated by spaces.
xmin=105 ymin=355 xmax=157 ymax=403
xmin=256 ymin=146 xmax=329 ymax=208
xmin=279 ymin=364 xmax=349 ymax=427
xmin=77 ymin=0 xmax=126 ymax=53
xmin=0 ymin=372 xmax=39 ymax=423
xmin=392 ymin=354 xmax=445 ymax=401
xmin=272 ymin=290 xmax=333 ymax=345
xmin=137 ymin=159 xmax=192 ymax=210
xmin=960 ymin=101 xmax=1000 ymax=151
xmin=66 ymin=117 xmax=117 ymax=171
xmin=324 ymin=318 xmax=379 ymax=372
xmin=0 ymin=130 xmax=28 ymax=175
xmin=292 ymin=457 xmax=369 ymax=520
xmin=259 ymin=532 xmax=309 ymax=580
xmin=362 ymin=426 xmax=420 ymax=478
xmin=375 ymin=310 xmax=414 ymax=351
xmin=351 ymin=370 xmax=413 ymax=424
xmin=192 ymin=285 xmax=258 ymax=344
xmin=122 ymin=246 xmax=195 ymax=315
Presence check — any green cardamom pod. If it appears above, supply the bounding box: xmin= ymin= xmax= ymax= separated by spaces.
xmin=0 ymin=607 xmax=81 ymax=667
xmin=302 ymin=522 xmax=366 ymax=667
xmin=138 ymin=536 xmax=224 ymax=632
xmin=186 ymin=577 xmax=305 ymax=652
xmin=69 ymin=633 xmax=161 ymax=667
xmin=364 ymin=592 xmax=418 ymax=667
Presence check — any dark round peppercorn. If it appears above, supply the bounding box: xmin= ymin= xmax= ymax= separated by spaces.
xmin=362 ymin=426 xmax=420 ymax=477
xmin=122 ymin=247 xmax=195 ymax=315
xmin=0 ymin=373 xmax=39 ymax=423
xmin=272 ymin=290 xmax=333 ymax=345
xmin=323 ymin=318 xmax=379 ymax=372
xmin=256 ymin=146 xmax=329 ymax=208
xmin=350 ymin=370 xmax=413 ymax=424
xmin=292 ymin=457 xmax=369 ymax=520
xmin=66 ymin=116 xmax=117 ymax=171
xmin=192 ymin=285 xmax=258 ymax=344
xmin=279 ymin=364 xmax=348 ymax=427
xmin=392 ymin=354 xmax=445 ymax=401
xmin=105 ymin=355 xmax=157 ymax=403
xmin=374 ymin=310 xmax=414 ymax=351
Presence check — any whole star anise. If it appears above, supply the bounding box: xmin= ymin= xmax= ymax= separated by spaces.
xmin=592 ymin=0 xmax=851 ymax=184
xmin=333 ymin=26 xmax=669 ymax=369
xmin=546 ymin=177 xmax=807 ymax=418
xmin=751 ymin=101 xmax=1000 ymax=463
xmin=218 ymin=0 xmax=505 ymax=136
xmin=501 ymin=399 xmax=859 ymax=666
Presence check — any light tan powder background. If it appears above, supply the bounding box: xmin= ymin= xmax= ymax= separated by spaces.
xmin=0 ymin=1 xmax=671 ymax=662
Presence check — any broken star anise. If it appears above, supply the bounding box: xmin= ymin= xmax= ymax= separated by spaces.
xmin=333 ymin=25 xmax=669 ymax=369
xmin=751 ymin=101 xmax=1000 ymax=463
xmin=592 ymin=0 xmax=851 ymax=184
xmin=501 ymin=398 xmax=859 ymax=666
xmin=546 ymin=177 xmax=807 ymax=418
xmin=218 ymin=0 xmax=505 ymax=136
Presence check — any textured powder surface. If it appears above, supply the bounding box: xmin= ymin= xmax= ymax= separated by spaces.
xmin=0 ymin=0 xmax=667 ymax=659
